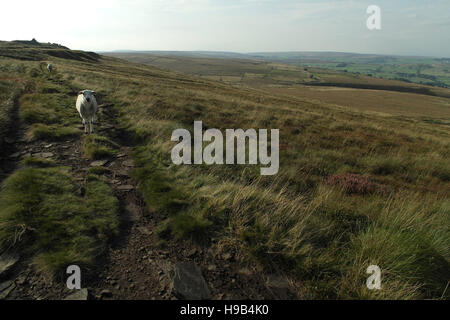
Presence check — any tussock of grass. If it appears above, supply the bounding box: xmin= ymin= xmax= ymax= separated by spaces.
xmin=19 ymin=89 xmax=79 ymax=126
xmin=365 ymin=156 xmax=408 ymax=176
xmin=22 ymin=156 xmax=56 ymax=168
xmin=84 ymin=144 xmax=116 ymax=160
xmin=340 ymin=195 xmax=449 ymax=299
xmin=30 ymin=123 xmax=81 ymax=141
xmin=327 ymin=173 xmax=386 ymax=195
xmin=157 ymin=213 xmax=212 ymax=240
xmin=83 ymin=134 xmax=119 ymax=160
xmin=133 ymin=146 xmax=189 ymax=214
xmin=0 ymin=167 xmax=119 ymax=276
xmin=19 ymin=95 xmax=57 ymax=125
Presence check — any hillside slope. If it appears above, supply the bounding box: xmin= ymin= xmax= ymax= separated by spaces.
xmin=105 ymin=52 xmax=450 ymax=98
xmin=0 ymin=42 xmax=449 ymax=300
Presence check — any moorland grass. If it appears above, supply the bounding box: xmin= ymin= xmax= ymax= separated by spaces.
xmin=88 ymin=166 xmax=111 ymax=175
xmin=59 ymin=54 xmax=449 ymax=299
xmin=22 ymin=156 xmax=56 ymax=168
xmin=83 ymin=134 xmax=119 ymax=160
xmin=0 ymin=43 xmax=448 ymax=298
xmin=0 ymin=167 xmax=119 ymax=276
xmin=30 ymin=123 xmax=81 ymax=141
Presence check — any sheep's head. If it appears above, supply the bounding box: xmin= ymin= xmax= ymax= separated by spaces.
xmin=78 ymin=90 xmax=96 ymax=103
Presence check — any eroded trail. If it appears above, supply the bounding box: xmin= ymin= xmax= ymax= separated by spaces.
xmin=86 ymin=106 xmax=271 ymax=300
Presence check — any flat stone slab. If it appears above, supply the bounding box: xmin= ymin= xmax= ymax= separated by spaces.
xmin=117 ymin=185 xmax=134 ymax=192
xmin=172 ymin=262 xmax=211 ymax=300
xmin=0 ymin=254 xmax=19 ymax=276
xmin=64 ymin=288 xmax=89 ymax=300
xmin=266 ymin=274 xmax=291 ymax=299
xmin=33 ymin=152 xmax=54 ymax=158
xmin=115 ymin=170 xmax=130 ymax=178
xmin=122 ymin=160 xmax=134 ymax=167
xmin=266 ymin=275 xmax=290 ymax=289
xmin=90 ymin=160 xmax=108 ymax=167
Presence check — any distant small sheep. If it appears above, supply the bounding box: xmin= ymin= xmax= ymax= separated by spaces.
xmin=47 ymin=63 xmax=53 ymax=72
xmin=76 ymin=90 xmax=98 ymax=134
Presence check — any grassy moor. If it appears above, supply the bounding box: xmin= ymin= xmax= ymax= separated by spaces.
xmin=0 ymin=39 xmax=448 ymax=300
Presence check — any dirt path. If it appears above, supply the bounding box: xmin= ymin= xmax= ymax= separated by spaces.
xmin=85 ymin=104 xmax=274 ymax=300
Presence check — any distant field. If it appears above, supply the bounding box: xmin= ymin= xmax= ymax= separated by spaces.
xmin=269 ymin=85 xmax=450 ymax=120
xmin=106 ymin=51 xmax=450 ymax=88
xmin=245 ymin=52 xmax=450 ymax=88
xmin=105 ymin=52 xmax=450 ymax=98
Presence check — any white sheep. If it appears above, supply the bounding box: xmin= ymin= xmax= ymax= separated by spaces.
xmin=76 ymin=90 xmax=98 ymax=134
xmin=47 ymin=63 xmax=53 ymax=72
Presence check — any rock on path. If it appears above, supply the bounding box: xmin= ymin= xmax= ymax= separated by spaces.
xmin=64 ymin=288 xmax=89 ymax=300
xmin=172 ymin=262 xmax=211 ymax=300
xmin=90 ymin=160 xmax=108 ymax=167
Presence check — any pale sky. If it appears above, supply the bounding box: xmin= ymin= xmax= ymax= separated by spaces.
xmin=1 ymin=0 xmax=449 ymax=57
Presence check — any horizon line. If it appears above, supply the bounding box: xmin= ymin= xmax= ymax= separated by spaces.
xmin=97 ymin=49 xmax=449 ymax=59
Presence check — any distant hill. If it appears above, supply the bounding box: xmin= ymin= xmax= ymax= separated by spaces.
xmin=101 ymin=50 xmax=251 ymax=60
xmin=104 ymin=51 xmax=450 ymax=98
xmin=103 ymin=50 xmax=450 ymax=88
xmin=0 ymin=39 xmax=99 ymax=62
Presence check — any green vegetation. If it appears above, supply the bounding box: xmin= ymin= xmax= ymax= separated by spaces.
xmin=83 ymin=134 xmax=119 ymax=160
xmin=0 ymin=167 xmax=119 ymax=276
xmin=0 ymin=43 xmax=120 ymax=279
xmin=88 ymin=166 xmax=111 ymax=175
xmin=95 ymin=55 xmax=448 ymax=299
xmin=30 ymin=124 xmax=81 ymax=141
xmin=22 ymin=156 xmax=56 ymax=168
xmin=0 ymin=80 xmax=20 ymax=147
xmin=0 ymin=41 xmax=448 ymax=298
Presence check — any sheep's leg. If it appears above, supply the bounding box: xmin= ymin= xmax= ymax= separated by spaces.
xmin=90 ymin=117 xmax=95 ymax=134
xmin=82 ymin=118 xmax=88 ymax=134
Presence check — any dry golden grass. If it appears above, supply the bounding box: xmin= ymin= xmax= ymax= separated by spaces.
xmin=268 ymin=85 xmax=450 ymax=119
